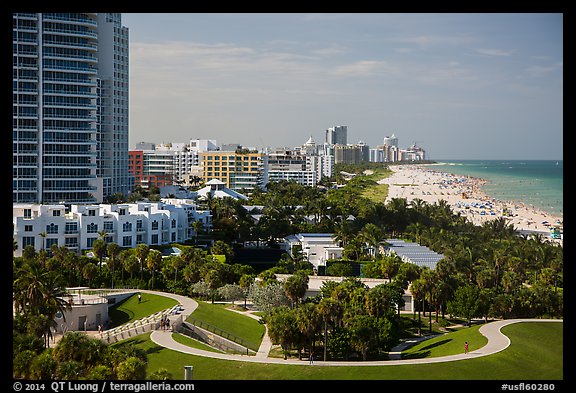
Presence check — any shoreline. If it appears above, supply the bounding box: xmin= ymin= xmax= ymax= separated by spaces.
xmin=378 ymin=164 xmax=563 ymax=242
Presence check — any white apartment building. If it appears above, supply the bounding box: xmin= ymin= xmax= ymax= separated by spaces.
xmin=173 ymin=139 xmax=219 ymax=180
xmin=266 ymin=147 xmax=317 ymax=187
xmin=13 ymin=13 xmax=130 ymax=204
xmin=13 ymin=199 xmax=211 ymax=257
xmin=282 ymin=233 xmax=344 ymax=269
xmin=130 ymin=139 xmax=219 ymax=188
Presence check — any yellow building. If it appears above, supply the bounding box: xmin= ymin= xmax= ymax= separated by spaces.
xmin=199 ymin=150 xmax=266 ymax=193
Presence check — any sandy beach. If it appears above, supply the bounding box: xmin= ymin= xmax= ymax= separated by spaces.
xmin=378 ymin=164 xmax=563 ymax=242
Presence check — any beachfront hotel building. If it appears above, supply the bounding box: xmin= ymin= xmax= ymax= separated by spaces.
xmin=13 ymin=199 xmax=211 ymax=257
xmin=129 ymin=142 xmax=177 ymax=189
xmin=325 ymin=125 xmax=347 ymax=145
xmin=199 ymin=149 xmax=267 ymax=194
xmin=13 ymin=13 xmax=131 ymax=204
xmin=369 ymin=134 xmax=426 ymax=162
xmin=267 ymin=147 xmax=317 ymax=186
xmin=128 ymin=140 xmax=219 ymax=189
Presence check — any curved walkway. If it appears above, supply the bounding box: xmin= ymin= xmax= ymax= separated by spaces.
xmin=142 ymin=289 xmax=562 ymax=366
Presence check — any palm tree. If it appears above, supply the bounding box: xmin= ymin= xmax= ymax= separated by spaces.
xmin=146 ymin=249 xmax=163 ymax=289
xmin=83 ymin=262 xmax=98 ymax=287
xmin=191 ymin=220 xmax=204 ymax=245
xmin=92 ymin=238 xmax=107 ymax=270
xmin=124 ymin=255 xmax=139 ymax=281
xmin=13 ymin=258 xmax=71 ymax=348
xmin=295 ymin=302 xmax=322 ymax=361
xmin=409 ymin=279 xmax=426 ymax=336
xmin=134 ymin=244 xmax=150 ymax=282
xmin=333 ymin=219 xmax=354 ymax=248
xmin=97 ymin=229 xmax=109 ymax=242
xmin=117 ymin=249 xmax=132 ymax=284
xmin=317 ymin=297 xmax=343 ymax=361
xmin=107 ymin=242 xmax=121 ymax=289
xmin=39 ymin=231 xmax=48 ymax=251
xmin=282 ymin=272 xmax=309 ymax=308
xmin=171 ymin=255 xmax=185 ymax=282
xmin=359 ymin=223 xmax=384 ymax=258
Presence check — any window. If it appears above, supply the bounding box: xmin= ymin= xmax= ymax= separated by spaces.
xmin=24 ymin=225 xmax=33 ymax=232
xmin=104 ymin=221 xmax=113 ymax=231
xmin=52 ymin=209 xmax=61 ymax=217
xmin=24 ymin=209 xmax=32 ymax=219
xmin=86 ymin=237 xmax=96 ymax=248
xmin=136 ymin=219 xmax=143 ymax=231
xmin=65 ymin=222 xmax=78 ymax=234
xmin=151 ymin=234 xmax=158 ymax=244
xmin=122 ymin=236 xmax=132 ymax=247
xmin=88 ymin=210 xmax=96 ymax=216
xmin=119 ymin=208 xmax=126 ymax=216
xmin=65 ymin=237 xmax=78 ymax=247
xmin=87 ymin=223 xmax=98 ymax=233
xmin=136 ymin=234 xmax=143 ymax=244
xmin=123 ymin=222 xmax=132 ymax=232
xmin=171 ymin=232 xmax=176 ymax=242
xmin=151 ymin=220 xmax=158 ymax=230
xmin=46 ymin=238 xmax=58 ymax=249
xmin=171 ymin=219 xmax=176 ymax=228
xmin=46 ymin=223 xmax=58 ymax=234
xmin=22 ymin=237 xmax=35 ymax=247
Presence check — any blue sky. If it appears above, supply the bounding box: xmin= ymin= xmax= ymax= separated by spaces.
xmin=123 ymin=13 xmax=563 ymax=160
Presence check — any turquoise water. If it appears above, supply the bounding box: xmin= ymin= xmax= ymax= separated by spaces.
xmin=426 ymin=160 xmax=563 ymax=217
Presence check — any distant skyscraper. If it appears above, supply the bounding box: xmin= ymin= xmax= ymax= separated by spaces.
xmin=383 ymin=133 xmax=398 ymax=148
xmin=96 ymin=13 xmax=130 ymax=199
xmin=13 ymin=13 xmax=130 ymax=204
xmin=325 ymin=125 xmax=347 ymax=145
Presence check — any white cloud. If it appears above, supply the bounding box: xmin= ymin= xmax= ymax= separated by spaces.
xmin=330 ymin=60 xmax=398 ymax=77
xmin=474 ymin=48 xmax=514 ymax=57
xmin=525 ymin=62 xmax=563 ymax=77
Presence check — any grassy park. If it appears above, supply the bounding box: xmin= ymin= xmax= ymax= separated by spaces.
xmin=108 ymin=292 xmax=179 ymax=327
xmin=111 ymin=295 xmax=563 ymax=380
xmin=185 ymin=301 xmax=265 ymax=351
xmin=115 ymin=321 xmax=562 ymax=380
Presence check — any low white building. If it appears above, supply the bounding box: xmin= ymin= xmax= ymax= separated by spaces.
xmin=196 ymin=179 xmax=249 ymax=200
xmin=13 ymin=199 xmax=211 ymax=257
xmin=53 ymin=288 xmax=136 ymax=333
xmin=283 ymin=233 xmax=344 ymax=269
xmin=275 ymin=274 xmax=414 ymax=312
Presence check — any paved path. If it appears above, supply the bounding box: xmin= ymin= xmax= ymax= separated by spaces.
xmin=66 ymin=289 xmax=561 ymax=366
xmin=138 ymin=289 xmax=199 ymax=321
xmin=144 ymin=290 xmax=562 ymax=366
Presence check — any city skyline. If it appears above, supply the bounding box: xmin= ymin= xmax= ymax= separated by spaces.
xmin=124 ymin=13 xmax=563 ymax=160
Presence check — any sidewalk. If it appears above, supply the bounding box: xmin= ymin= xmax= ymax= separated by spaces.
xmin=150 ymin=317 xmax=562 ymax=366
xmin=55 ymin=289 xmax=561 ymax=366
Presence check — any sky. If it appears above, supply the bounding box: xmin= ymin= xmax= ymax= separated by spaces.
xmin=122 ymin=13 xmax=563 ymax=160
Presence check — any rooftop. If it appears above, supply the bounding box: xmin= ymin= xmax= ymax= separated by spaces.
xmin=383 ymin=239 xmax=444 ymax=270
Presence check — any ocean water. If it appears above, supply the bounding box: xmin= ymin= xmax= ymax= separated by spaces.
xmin=425 ymin=160 xmax=563 ymax=218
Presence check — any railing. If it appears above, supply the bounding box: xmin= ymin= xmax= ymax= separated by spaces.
xmin=99 ymin=304 xmax=183 ymax=344
xmin=185 ymin=316 xmax=259 ymax=352
xmin=176 ymin=321 xmax=256 ymax=356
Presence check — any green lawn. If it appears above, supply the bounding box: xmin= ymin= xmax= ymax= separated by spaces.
xmin=402 ymin=323 xmax=488 ymax=358
xmin=108 ymin=292 xmax=179 ymax=327
xmin=115 ymin=321 xmax=562 ymax=380
xmin=171 ymin=333 xmax=225 ymax=353
xmin=361 ymin=183 xmax=389 ymax=203
xmin=187 ymin=301 xmax=265 ymax=351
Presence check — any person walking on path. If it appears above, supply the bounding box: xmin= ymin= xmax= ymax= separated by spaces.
xmin=309 ymin=350 xmax=314 ymax=365
xmin=464 ymin=341 xmax=469 ymax=354
xmin=138 ymin=293 xmax=142 ymax=303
